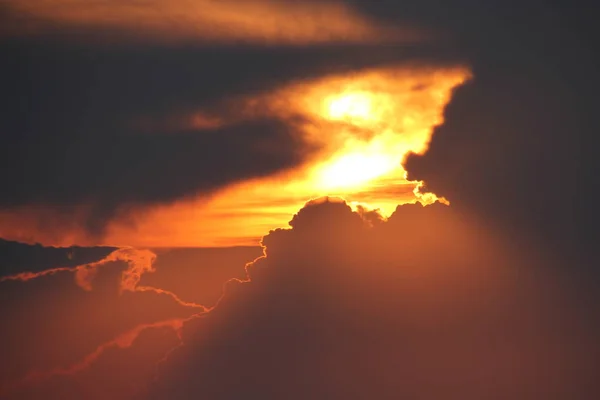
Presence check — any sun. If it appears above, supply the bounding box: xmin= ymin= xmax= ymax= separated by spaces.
xmin=326 ymin=92 xmax=373 ymax=121
xmin=316 ymin=91 xmax=398 ymax=190
xmin=317 ymin=152 xmax=398 ymax=190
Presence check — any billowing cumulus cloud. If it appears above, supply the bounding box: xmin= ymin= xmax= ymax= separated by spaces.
xmin=145 ymin=199 xmax=599 ymax=399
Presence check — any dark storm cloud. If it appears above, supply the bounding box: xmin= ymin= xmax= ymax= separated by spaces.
xmin=147 ymin=199 xmax=600 ymax=399
xmin=1 ymin=115 xmax=305 ymax=232
xmin=346 ymin=0 xmax=600 ymax=260
xmin=0 ymin=34 xmax=460 ymax=236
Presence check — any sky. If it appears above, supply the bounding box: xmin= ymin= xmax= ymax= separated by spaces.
xmin=0 ymin=1 xmax=599 ymax=399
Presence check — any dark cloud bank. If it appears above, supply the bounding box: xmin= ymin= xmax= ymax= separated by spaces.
xmin=358 ymin=0 xmax=600 ymax=261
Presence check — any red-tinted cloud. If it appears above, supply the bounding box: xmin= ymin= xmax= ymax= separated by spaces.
xmin=0 ymin=244 xmax=246 ymax=398
xmin=2 ymin=199 xmax=599 ymax=399
xmin=146 ymin=199 xmax=599 ymax=399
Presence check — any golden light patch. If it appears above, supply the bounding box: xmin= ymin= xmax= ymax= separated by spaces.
xmin=0 ymin=65 xmax=470 ymax=247
xmin=327 ymin=92 xmax=374 ymax=122
xmin=100 ymin=65 xmax=471 ymax=247
xmin=317 ymin=151 xmax=398 ymax=190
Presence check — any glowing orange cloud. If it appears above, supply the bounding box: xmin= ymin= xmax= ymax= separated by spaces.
xmin=101 ymin=65 xmax=470 ymax=247
xmin=0 ymin=65 xmax=470 ymax=248
xmin=3 ymin=0 xmax=424 ymax=45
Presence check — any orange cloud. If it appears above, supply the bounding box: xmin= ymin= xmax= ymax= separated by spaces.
xmin=102 ymin=65 xmax=470 ymax=247
xmin=0 ymin=64 xmax=469 ymax=248
xmin=4 ymin=200 xmax=596 ymax=399
xmin=145 ymin=199 xmax=598 ymax=399
xmin=3 ymin=0 xmax=424 ymax=45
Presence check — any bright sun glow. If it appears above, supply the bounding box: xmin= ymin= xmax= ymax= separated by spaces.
xmin=327 ymin=92 xmax=373 ymax=121
xmin=7 ymin=66 xmax=471 ymax=247
xmin=317 ymin=91 xmax=397 ymax=189
xmin=318 ymin=152 xmax=397 ymax=189
xmin=104 ymin=66 xmax=471 ymax=247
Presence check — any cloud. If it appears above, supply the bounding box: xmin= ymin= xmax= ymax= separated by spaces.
xmin=0 ymin=241 xmax=227 ymax=396
xmin=2 ymin=199 xmax=599 ymax=399
xmin=0 ymin=265 xmax=196 ymax=396
xmin=0 ymin=113 xmax=312 ymax=239
xmin=2 ymin=2 xmax=599 ymax=399
xmin=332 ymin=1 xmax=600 ymax=261
xmin=1 ymin=244 xmax=209 ymax=308
xmin=2 ymin=0 xmax=597 ymax=254
xmin=0 ymin=239 xmax=272 ymax=399
xmin=1 ymin=0 xmax=424 ymax=45
xmin=146 ymin=198 xmax=600 ymax=399
xmin=0 ymin=20 xmax=463 ymax=245
xmin=402 ymin=46 xmax=600 ymax=261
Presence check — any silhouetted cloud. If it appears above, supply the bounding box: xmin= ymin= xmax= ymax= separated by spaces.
xmin=0 ymin=241 xmax=261 ymax=398
xmin=346 ymin=1 xmax=600 ymax=261
xmin=147 ymin=199 xmax=600 ymax=399
xmin=0 ymin=30 xmax=460 ymax=241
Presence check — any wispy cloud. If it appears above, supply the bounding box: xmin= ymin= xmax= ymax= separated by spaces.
xmin=2 ymin=0 xmax=425 ymax=45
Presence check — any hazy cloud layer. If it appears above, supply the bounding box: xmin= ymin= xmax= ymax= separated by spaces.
xmin=2 ymin=0 xmax=598 ymax=253
xmin=345 ymin=0 xmax=600 ymax=260
xmin=0 ymin=240 xmax=258 ymax=398
xmin=1 ymin=200 xmax=599 ymax=398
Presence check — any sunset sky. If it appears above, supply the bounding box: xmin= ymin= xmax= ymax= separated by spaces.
xmin=1 ymin=1 xmax=599 ymax=399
